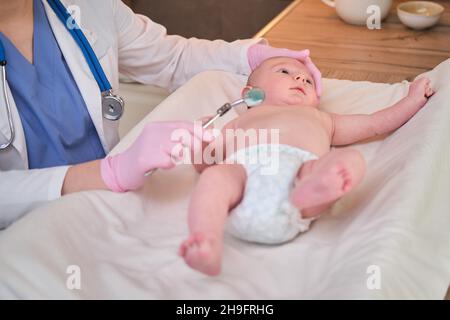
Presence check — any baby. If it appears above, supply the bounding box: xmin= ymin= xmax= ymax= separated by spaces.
xmin=179 ymin=56 xmax=434 ymax=276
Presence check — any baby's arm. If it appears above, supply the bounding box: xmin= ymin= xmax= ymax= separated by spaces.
xmin=192 ymin=139 xmax=213 ymax=173
xmin=192 ymin=116 xmax=230 ymax=173
xmin=328 ymin=77 xmax=434 ymax=146
xmin=189 ymin=115 xmax=217 ymax=173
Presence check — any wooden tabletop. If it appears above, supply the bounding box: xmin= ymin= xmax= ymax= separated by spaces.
xmin=255 ymin=0 xmax=450 ymax=83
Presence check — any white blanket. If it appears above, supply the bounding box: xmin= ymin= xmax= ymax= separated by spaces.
xmin=1 ymin=60 xmax=450 ymax=299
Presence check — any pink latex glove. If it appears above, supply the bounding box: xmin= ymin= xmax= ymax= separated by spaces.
xmin=247 ymin=44 xmax=322 ymax=97
xmin=101 ymin=121 xmax=213 ymax=192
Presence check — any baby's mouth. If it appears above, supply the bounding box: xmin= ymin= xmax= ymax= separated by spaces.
xmin=290 ymin=87 xmax=306 ymax=95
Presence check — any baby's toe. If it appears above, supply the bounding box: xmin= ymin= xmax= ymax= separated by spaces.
xmin=179 ymin=236 xmax=196 ymax=254
xmin=192 ymin=233 xmax=205 ymax=245
xmin=179 ymin=243 xmax=188 ymax=257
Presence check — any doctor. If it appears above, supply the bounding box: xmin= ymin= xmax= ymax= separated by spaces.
xmin=0 ymin=0 xmax=321 ymax=228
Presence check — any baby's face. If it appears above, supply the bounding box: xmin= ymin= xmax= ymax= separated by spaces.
xmin=246 ymin=57 xmax=319 ymax=108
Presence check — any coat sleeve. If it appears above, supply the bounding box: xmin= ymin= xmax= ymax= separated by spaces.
xmin=112 ymin=0 xmax=267 ymax=91
xmin=0 ymin=166 xmax=69 ymax=229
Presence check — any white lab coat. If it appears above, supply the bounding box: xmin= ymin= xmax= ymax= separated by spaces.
xmin=0 ymin=0 xmax=263 ymax=228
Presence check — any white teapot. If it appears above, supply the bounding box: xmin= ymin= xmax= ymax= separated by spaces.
xmin=322 ymin=0 xmax=392 ymax=25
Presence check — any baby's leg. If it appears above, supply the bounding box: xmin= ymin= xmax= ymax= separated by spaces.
xmin=290 ymin=149 xmax=365 ymax=218
xmin=179 ymin=164 xmax=246 ymax=276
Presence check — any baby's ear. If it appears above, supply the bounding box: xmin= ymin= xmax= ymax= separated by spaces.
xmin=241 ymin=85 xmax=253 ymax=98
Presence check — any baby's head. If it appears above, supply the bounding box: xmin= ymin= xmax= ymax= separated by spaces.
xmin=245 ymin=57 xmax=320 ymax=108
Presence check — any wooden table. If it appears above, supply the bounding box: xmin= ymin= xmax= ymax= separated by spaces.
xmin=255 ymin=0 xmax=450 ymax=83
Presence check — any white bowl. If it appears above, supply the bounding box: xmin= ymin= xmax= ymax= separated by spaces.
xmin=397 ymin=1 xmax=444 ymax=30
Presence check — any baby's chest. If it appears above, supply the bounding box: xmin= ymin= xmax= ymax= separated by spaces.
xmin=223 ymin=109 xmax=332 ymax=154
xmin=231 ymin=109 xmax=327 ymax=134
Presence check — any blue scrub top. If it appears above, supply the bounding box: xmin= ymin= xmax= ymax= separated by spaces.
xmin=0 ymin=0 xmax=105 ymax=169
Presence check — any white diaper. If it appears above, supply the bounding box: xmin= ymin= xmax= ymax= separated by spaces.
xmin=225 ymin=144 xmax=318 ymax=244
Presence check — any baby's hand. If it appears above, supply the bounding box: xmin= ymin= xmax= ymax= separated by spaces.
xmin=407 ymin=77 xmax=434 ymax=108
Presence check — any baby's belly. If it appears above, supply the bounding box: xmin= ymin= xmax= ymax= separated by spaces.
xmin=221 ymin=112 xmax=331 ymax=158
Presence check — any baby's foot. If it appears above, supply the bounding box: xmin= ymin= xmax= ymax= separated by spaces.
xmin=179 ymin=233 xmax=222 ymax=276
xmin=290 ymin=162 xmax=353 ymax=210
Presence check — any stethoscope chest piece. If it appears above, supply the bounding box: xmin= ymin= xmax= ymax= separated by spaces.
xmin=102 ymin=91 xmax=124 ymax=121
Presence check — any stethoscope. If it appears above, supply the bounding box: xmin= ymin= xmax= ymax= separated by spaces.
xmin=0 ymin=0 xmax=124 ymax=151
xmin=144 ymin=87 xmax=266 ymax=176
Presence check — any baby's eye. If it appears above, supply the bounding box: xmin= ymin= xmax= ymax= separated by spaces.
xmin=306 ymin=79 xmax=313 ymax=85
xmin=279 ymin=68 xmax=290 ymax=75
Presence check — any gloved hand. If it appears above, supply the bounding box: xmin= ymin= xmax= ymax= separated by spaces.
xmin=101 ymin=121 xmax=213 ymax=192
xmin=247 ymin=44 xmax=322 ymax=97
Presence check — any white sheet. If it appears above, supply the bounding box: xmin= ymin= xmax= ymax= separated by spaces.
xmin=1 ymin=60 xmax=449 ymax=299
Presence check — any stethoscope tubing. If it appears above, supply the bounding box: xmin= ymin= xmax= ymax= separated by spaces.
xmin=47 ymin=0 xmax=112 ymax=93
xmin=0 ymin=65 xmax=15 ymax=150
